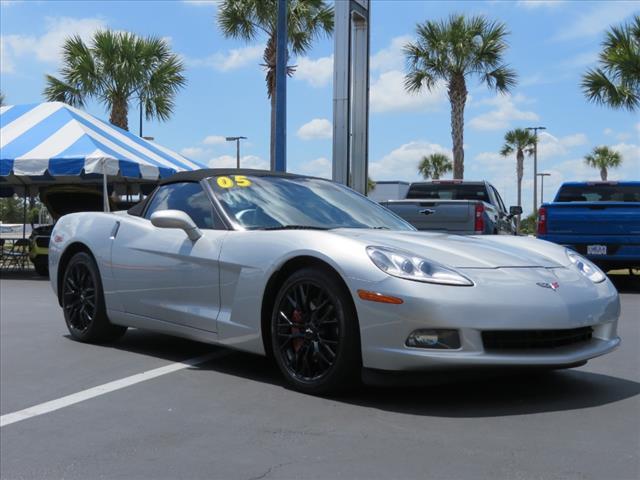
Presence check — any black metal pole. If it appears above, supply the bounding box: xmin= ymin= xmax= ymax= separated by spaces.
xmin=139 ymin=99 xmax=143 ymax=137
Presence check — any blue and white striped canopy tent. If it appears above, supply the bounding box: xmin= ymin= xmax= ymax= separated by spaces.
xmin=0 ymin=102 xmax=202 ymax=199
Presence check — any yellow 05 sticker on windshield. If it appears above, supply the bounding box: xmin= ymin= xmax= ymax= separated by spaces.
xmin=216 ymin=175 xmax=252 ymax=188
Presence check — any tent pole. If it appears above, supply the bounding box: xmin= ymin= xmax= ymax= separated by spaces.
xmin=103 ymin=170 xmax=110 ymax=213
xmin=22 ymin=189 xmax=27 ymax=240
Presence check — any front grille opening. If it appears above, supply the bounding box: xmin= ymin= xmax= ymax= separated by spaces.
xmin=482 ymin=327 xmax=593 ymax=351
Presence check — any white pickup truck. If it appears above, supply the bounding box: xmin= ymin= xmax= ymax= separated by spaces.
xmin=380 ymin=180 xmax=521 ymax=235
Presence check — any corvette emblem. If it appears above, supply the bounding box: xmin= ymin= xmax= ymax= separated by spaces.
xmin=537 ymin=281 xmax=560 ymax=291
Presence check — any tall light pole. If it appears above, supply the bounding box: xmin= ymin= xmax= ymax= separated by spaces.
xmin=226 ymin=136 xmax=247 ymax=169
xmin=537 ymin=172 xmax=551 ymax=204
xmin=526 ymin=126 xmax=546 ymax=215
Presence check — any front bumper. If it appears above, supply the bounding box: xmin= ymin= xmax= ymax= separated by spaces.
xmin=352 ymin=266 xmax=620 ymax=371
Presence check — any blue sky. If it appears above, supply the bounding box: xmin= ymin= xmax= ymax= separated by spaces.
xmin=1 ymin=0 xmax=638 ymax=211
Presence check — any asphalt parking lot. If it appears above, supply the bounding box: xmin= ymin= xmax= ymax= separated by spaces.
xmin=1 ymin=273 xmax=638 ymax=480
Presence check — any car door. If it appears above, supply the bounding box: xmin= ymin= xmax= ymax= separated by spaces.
xmin=111 ymin=181 xmax=226 ymax=332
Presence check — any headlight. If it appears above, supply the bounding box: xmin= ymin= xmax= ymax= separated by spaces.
xmin=366 ymin=246 xmax=473 ymax=286
xmin=566 ymin=249 xmax=606 ymax=283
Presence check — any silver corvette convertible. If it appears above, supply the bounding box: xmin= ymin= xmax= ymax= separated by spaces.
xmin=49 ymin=169 xmax=620 ymax=393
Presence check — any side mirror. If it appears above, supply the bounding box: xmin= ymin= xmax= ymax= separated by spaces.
xmin=509 ymin=205 xmax=523 ymax=216
xmin=150 ymin=210 xmax=202 ymax=241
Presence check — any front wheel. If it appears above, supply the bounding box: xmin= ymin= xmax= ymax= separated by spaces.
xmin=62 ymin=252 xmax=127 ymax=343
xmin=270 ymin=267 xmax=361 ymax=394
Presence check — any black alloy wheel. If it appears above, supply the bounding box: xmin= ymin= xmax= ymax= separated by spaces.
xmin=62 ymin=252 xmax=127 ymax=343
xmin=271 ymin=267 xmax=360 ymax=394
xmin=63 ymin=261 xmax=96 ymax=332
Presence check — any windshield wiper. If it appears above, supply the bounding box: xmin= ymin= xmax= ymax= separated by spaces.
xmin=259 ymin=225 xmax=331 ymax=231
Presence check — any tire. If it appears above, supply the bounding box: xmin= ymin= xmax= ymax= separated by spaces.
xmin=33 ymin=257 xmax=49 ymax=277
xmin=270 ymin=267 xmax=361 ymax=395
xmin=62 ymin=252 xmax=127 ymax=343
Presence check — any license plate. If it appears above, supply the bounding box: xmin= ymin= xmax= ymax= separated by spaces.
xmin=587 ymin=245 xmax=607 ymax=255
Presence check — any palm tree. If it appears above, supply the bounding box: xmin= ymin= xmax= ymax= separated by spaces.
xmin=500 ymin=128 xmax=536 ymax=225
xmin=218 ymin=0 xmax=333 ymax=164
xmin=582 ymin=15 xmax=639 ymax=111
xmin=584 ymin=146 xmax=623 ymax=181
xmin=418 ymin=153 xmax=453 ymax=180
xmin=43 ymin=30 xmax=186 ymax=131
xmin=404 ymin=15 xmax=517 ymax=179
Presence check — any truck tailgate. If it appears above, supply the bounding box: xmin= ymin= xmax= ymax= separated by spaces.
xmin=383 ymin=200 xmax=473 ymax=231
xmin=547 ymin=202 xmax=640 ymax=235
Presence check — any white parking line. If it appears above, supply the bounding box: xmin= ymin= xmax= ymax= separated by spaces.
xmin=0 ymin=351 xmax=223 ymax=428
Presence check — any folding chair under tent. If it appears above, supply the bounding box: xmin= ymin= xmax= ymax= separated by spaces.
xmin=0 ymin=102 xmax=203 ymax=224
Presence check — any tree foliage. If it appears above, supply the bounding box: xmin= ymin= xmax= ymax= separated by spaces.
xmin=584 ymin=146 xmax=623 ymax=181
xmin=43 ymin=30 xmax=186 ymax=130
xmin=404 ymin=15 xmax=517 ymax=178
xmin=417 ymin=153 xmax=453 ymax=180
xmin=217 ymin=0 xmax=333 ymax=163
xmin=582 ymin=15 xmax=640 ymax=111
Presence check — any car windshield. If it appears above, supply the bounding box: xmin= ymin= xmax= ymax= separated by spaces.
xmin=207 ymin=174 xmax=415 ymax=231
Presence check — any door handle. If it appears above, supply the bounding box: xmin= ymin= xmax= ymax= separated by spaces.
xmin=419 ymin=209 xmax=435 ymax=216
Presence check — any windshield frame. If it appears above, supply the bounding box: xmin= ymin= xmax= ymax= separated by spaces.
xmin=202 ymin=174 xmax=416 ymax=232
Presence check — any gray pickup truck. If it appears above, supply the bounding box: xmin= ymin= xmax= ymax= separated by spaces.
xmin=380 ymin=180 xmax=522 ymax=235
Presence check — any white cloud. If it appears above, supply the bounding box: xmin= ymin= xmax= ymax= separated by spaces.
xmin=1 ymin=16 xmax=106 ymax=74
xmin=553 ymin=2 xmax=638 ymax=41
xmin=369 ymin=140 xmax=450 ymax=180
xmin=297 ymin=118 xmax=332 ymax=140
xmin=187 ymin=44 xmax=263 ymax=72
xmin=295 ymin=55 xmax=333 ymax=87
xmin=370 ymin=35 xmax=412 ymax=72
xmin=611 ymin=142 xmax=640 ymax=179
xmin=537 ymin=132 xmax=588 ymax=158
xmin=604 ymin=128 xmax=614 ymax=136
xmin=202 ymin=135 xmax=227 ymax=145
xmin=516 ymin=0 xmax=565 ymax=8
xmin=469 ymin=94 xmax=539 ymax=131
xmin=370 ymin=70 xmax=447 ymax=113
xmin=207 ymin=154 xmax=269 ymax=170
xmin=291 ymin=157 xmax=332 ymax=179
xmin=180 ymin=147 xmax=208 ymax=159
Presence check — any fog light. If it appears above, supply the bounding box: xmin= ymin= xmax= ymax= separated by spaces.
xmin=406 ymin=329 xmax=461 ymax=349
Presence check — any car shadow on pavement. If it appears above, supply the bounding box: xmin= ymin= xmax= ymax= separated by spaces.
xmin=97 ymin=329 xmax=640 ymax=418
xmin=339 ymin=369 xmax=640 ymax=418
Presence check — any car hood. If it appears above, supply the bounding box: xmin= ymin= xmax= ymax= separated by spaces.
xmin=331 ymin=229 xmax=566 ymax=269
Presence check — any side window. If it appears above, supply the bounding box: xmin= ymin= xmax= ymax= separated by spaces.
xmin=491 ymin=186 xmax=507 ymax=213
xmin=144 ymin=182 xmax=219 ymax=229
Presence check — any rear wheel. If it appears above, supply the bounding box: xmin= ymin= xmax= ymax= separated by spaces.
xmin=270 ymin=267 xmax=360 ymax=394
xmin=62 ymin=252 xmax=127 ymax=343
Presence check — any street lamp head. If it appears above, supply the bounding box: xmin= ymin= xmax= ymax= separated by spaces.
xmin=226 ymin=136 xmax=247 ymax=141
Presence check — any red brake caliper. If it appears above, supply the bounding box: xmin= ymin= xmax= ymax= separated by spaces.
xmin=291 ymin=309 xmax=304 ymax=352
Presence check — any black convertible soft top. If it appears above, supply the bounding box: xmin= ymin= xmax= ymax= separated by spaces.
xmin=129 ymin=169 xmax=305 ymax=216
